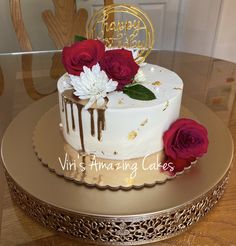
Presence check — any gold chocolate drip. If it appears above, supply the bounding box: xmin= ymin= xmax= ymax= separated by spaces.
xmin=61 ymin=95 xmax=64 ymax=112
xmin=88 ymin=108 xmax=95 ymax=137
xmin=64 ymin=99 xmax=69 ymax=133
xmin=62 ymin=90 xmax=85 ymax=151
xmin=70 ymin=102 xmax=75 ymax=130
xmin=62 ymin=89 xmax=107 ymax=149
xmin=97 ymin=109 xmax=106 ymax=141
xmin=76 ymin=104 xmax=85 ymax=152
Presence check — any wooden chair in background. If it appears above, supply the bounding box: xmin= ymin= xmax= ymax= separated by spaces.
xmin=10 ymin=0 xmax=57 ymax=100
xmin=42 ymin=0 xmax=89 ymax=81
xmin=42 ymin=0 xmax=88 ymax=49
xmin=42 ymin=0 xmax=114 ymax=48
xmin=10 ymin=0 xmax=113 ymax=100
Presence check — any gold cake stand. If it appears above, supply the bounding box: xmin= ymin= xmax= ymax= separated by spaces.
xmin=1 ymin=93 xmax=234 ymax=245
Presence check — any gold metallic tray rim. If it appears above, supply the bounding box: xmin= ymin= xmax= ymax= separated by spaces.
xmin=4 ymin=165 xmax=230 ymax=218
xmin=5 ymin=167 xmax=230 ymax=245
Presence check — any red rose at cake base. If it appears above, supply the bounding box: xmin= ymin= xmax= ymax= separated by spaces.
xmin=163 ymin=118 xmax=209 ymax=174
xmin=62 ymin=39 xmax=105 ymax=76
xmin=100 ymin=49 xmax=139 ymax=90
xmin=163 ymin=118 xmax=209 ymax=160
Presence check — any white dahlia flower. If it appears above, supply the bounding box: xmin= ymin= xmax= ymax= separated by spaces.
xmin=69 ymin=64 xmax=118 ymax=109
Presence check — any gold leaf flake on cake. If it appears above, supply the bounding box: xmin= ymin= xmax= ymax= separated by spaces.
xmin=128 ymin=131 xmax=137 ymax=140
xmin=173 ymin=87 xmax=183 ymax=90
xmin=152 ymin=81 xmax=161 ymax=86
xmin=118 ymin=98 xmax=124 ymax=105
xmin=163 ymin=101 xmax=169 ymax=111
xmin=140 ymin=119 xmax=148 ymax=126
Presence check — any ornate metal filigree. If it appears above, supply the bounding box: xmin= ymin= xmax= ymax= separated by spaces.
xmin=5 ymin=170 xmax=230 ymax=245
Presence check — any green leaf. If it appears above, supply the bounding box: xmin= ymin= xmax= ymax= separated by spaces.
xmin=123 ymin=84 xmax=156 ymax=101
xmin=74 ymin=35 xmax=87 ymax=42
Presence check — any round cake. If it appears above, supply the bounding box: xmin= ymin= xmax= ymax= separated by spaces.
xmin=58 ymin=63 xmax=183 ymax=161
xmin=55 ymin=5 xmax=208 ymax=188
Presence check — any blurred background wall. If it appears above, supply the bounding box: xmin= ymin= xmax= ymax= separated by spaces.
xmin=0 ymin=0 xmax=235 ymax=62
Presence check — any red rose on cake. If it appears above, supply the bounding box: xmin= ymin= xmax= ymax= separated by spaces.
xmin=62 ymin=39 xmax=105 ymax=76
xmin=100 ymin=49 xmax=139 ymax=90
xmin=163 ymin=118 xmax=209 ymax=174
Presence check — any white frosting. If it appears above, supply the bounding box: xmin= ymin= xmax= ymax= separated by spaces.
xmin=58 ymin=63 xmax=183 ymax=160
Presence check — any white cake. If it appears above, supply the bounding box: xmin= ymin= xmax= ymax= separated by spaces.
xmin=53 ymin=2 xmax=209 ymax=188
xmin=58 ymin=63 xmax=183 ymax=162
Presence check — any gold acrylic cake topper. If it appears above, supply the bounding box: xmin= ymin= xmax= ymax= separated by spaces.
xmin=87 ymin=4 xmax=155 ymax=64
